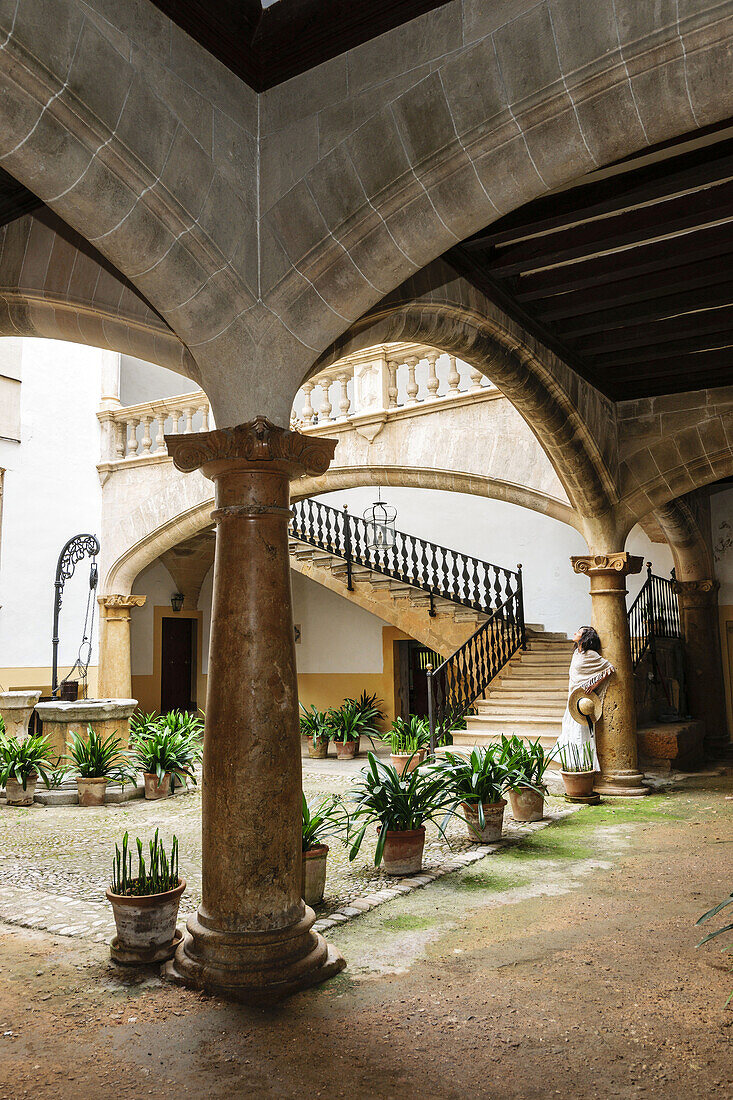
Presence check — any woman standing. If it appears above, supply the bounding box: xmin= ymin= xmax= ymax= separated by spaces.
xmin=555 ymin=626 xmax=615 ymax=772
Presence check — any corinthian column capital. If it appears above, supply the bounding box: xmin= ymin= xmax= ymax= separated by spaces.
xmin=165 ymin=416 xmax=337 ymax=479
xmin=572 ymin=552 xmax=643 ymax=578
xmin=98 ymin=594 xmax=147 ymax=616
xmin=672 ymin=577 xmax=720 ymax=607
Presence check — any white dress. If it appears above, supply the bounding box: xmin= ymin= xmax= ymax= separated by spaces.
xmin=554 ymin=648 xmax=614 ymax=772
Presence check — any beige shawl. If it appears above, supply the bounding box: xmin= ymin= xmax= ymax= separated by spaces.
xmin=567 ymin=648 xmax=615 ymax=705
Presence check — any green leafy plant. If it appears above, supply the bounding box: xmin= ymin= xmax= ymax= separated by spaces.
xmin=346 ymin=691 xmax=384 ymax=740
xmin=555 ymin=741 xmax=595 ymax=773
xmin=438 ymin=745 xmax=513 ymax=830
xmin=382 ymin=714 xmax=430 ymax=755
xmin=327 ymin=699 xmax=366 ymax=744
xmin=299 ymin=703 xmax=331 ymax=745
xmin=111 ymin=828 xmax=180 ymax=896
xmin=348 ymin=752 xmax=460 ymax=866
xmin=42 ymin=760 xmax=73 ymax=790
xmin=156 ymin=710 xmax=204 ymax=740
xmin=65 ymin=725 xmax=133 ymax=783
xmin=501 ymin=734 xmax=552 ymax=791
xmin=130 ymin=718 xmax=203 ymax=789
xmin=696 ymin=890 xmax=733 ymax=1005
xmin=0 ymin=731 xmax=54 ymax=789
xmin=302 ymin=793 xmax=348 ymax=852
xmin=435 ymin=709 xmax=466 ymax=748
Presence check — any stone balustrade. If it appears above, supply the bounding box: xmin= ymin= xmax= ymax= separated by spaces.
xmin=99 ymin=343 xmax=493 ymax=466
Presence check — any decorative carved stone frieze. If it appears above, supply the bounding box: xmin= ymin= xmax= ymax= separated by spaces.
xmin=165 ymin=417 xmax=337 ymax=477
xmin=98 ymin=594 xmax=147 ymax=615
xmin=571 ymin=552 xmax=643 ymax=578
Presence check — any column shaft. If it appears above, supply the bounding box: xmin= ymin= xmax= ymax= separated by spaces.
xmin=97 ymin=595 xmax=145 ymax=699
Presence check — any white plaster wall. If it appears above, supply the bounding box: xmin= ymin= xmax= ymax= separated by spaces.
xmin=291 ymin=570 xmax=387 ymax=674
xmin=130 ymin=559 xmax=176 ymax=676
xmin=0 ymin=338 xmax=108 ymax=674
xmin=712 ymin=487 xmax=733 ymax=602
xmin=315 ymin=487 xmax=675 ymax=635
xmin=120 ymin=355 xmax=198 ymax=407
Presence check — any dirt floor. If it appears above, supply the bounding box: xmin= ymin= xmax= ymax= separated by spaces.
xmin=0 ymin=773 xmax=731 ymax=1099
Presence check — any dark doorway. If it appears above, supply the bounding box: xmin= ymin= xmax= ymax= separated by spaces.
xmin=398 ymin=641 xmax=442 ymax=719
xmin=160 ymin=617 xmax=196 ymax=713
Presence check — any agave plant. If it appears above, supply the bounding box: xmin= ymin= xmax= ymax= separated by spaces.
xmin=438 ymin=745 xmax=515 ymax=829
xmin=348 ymin=752 xmax=460 ymax=866
xmin=302 ymin=793 xmax=348 ymax=852
xmin=65 ymin=725 xmax=133 ymax=783
xmin=111 ymin=828 xmax=180 ymax=897
xmin=129 ymin=719 xmax=203 ymax=790
xmin=0 ymin=731 xmax=55 ymax=789
xmin=696 ymin=890 xmax=733 ymax=1005
xmin=299 ymin=703 xmax=331 ymax=745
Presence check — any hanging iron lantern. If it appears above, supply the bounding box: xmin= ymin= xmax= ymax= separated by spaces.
xmin=363 ymin=489 xmax=397 ymax=551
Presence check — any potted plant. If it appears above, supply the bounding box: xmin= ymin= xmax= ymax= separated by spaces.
xmin=65 ymin=725 xmax=133 ymax=806
xmin=347 ymin=691 xmax=384 ymax=751
xmin=328 ymin=700 xmax=365 ymax=760
xmin=555 ymin=741 xmax=596 ymax=798
xmin=439 ymin=745 xmax=511 ymax=842
xmin=502 ymin=734 xmax=550 ymax=821
xmin=299 ymin=704 xmax=330 ymax=759
xmin=348 ymin=752 xmax=459 ymax=875
xmin=301 ymin=793 xmax=347 ymax=906
xmin=381 ymin=714 xmax=430 ymax=775
xmin=106 ymin=828 xmax=185 ymax=965
xmin=0 ymin=727 xmax=54 ymax=806
xmin=130 ymin=712 xmax=203 ymax=799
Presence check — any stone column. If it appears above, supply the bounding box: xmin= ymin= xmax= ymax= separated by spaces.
xmin=164 ymin=416 xmax=344 ymax=1002
xmin=97 ymin=595 xmax=146 ymax=700
xmin=673 ymin=578 xmax=730 ymax=753
xmin=572 ymin=553 xmax=648 ymax=796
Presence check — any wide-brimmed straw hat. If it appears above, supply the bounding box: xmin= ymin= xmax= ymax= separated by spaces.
xmin=568 ymin=686 xmax=603 ymax=725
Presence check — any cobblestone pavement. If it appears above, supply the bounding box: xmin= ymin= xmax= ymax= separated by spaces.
xmin=0 ymin=758 xmax=569 ymax=942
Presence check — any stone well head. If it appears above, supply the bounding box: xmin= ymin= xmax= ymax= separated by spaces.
xmin=0 ymin=690 xmax=42 ymax=740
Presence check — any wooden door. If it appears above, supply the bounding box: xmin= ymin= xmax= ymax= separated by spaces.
xmin=160 ymin=617 xmax=195 ymax=714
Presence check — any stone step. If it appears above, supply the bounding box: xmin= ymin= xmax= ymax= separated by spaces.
xmin=476 ymin=703 xmax=566 ymax=718
xmin=465 ymin=712 xmax=562 ymax=730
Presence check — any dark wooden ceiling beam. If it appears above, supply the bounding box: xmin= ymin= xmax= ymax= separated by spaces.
xmin=482 ymin=181 xmax=733 ymax=277
xmin=570 ymin=309 xmax=733 ymax=355
xmin=589 ymin=338 xmax=733 ymax=368
xmin=554 ymin=281 xmax=733 ymax=336
xmin=514 ymin=224 xmax=733 ymax=300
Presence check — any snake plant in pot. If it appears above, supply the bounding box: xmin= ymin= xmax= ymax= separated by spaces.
xmin=65 ymin=725 xmax=134 ymax=806
xmin=0 ymin=726 xmax=54 ymax=806
xmin=501 ymin=734 xmax=551 ymax=821
xmin=301 ymin=793 xmax=347 ymax=905
xmin=439 ymin=745 xmax=513 ymax=842
xmin=348 ymin=752 xmax=459 ymax=875
xmin=106 ymin=829 xmax=185 ymax=965
xmin=382 ymin=715 xmax=430 ymax=775
xmin=299 ymin=704 xmax=331 ymax=759
xmin=129 ymin=711 xmax=203 ymax=799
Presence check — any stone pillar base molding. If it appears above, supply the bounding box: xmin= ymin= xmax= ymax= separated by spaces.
xmin=593 ymin=770 xmax=650 ymax=797
xmin=165 ymin=908 xmax=344 ymax=1004
xmin=164 ymin=416 xmax=344 ymax=1003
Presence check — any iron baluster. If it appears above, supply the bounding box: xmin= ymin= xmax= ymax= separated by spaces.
xmin=343 ymin=505 xmax=353 ymax=591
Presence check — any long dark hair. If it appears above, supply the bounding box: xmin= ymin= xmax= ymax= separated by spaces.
xmin=576 ymin=626 xmax=601 ymax=654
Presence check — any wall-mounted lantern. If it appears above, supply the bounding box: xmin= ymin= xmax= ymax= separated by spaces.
xmin=170 ymin=592 xmax=185 ymax=613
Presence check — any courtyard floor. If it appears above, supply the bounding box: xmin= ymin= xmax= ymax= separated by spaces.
xmin=0 ymin=768 xmax=731 ymax=1097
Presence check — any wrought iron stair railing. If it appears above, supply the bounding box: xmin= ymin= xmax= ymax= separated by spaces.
xmin=627 ymin=562 xmax=681 ymax=669
xmin=290 ymin=497 xmax=523 ymax=619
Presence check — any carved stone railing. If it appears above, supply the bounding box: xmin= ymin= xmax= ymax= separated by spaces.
xmin=99 ymin=343 xmax=495 ymax=465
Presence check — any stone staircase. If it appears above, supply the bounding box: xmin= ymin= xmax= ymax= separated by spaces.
xmin=452 ymin=629 xmax=573 ymax=757
xmin=288 ymin=536 xmax=490 ymax=655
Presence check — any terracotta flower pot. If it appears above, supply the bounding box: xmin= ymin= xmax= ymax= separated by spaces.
xmin=308 ymin=739 xmax=329 ymax=759
xmin=302 ymin=844 xmax=328 ymax=906
xmin=335 ymin=739 xmax=357 ymax=760
xmin=144 ymin=772 xmax=171 ymax=800
xmin=77 ymin=776 xmax=107 ymax=806
xmin=106 ymin=879 xmax=186 ymax=966
xmin=561 ymin=770 xmax=596 ymax=798
xmin=508 ymin=786 xmax=545 ymax=822
xmin=5 ymin=775 xmax=36 ymax=806
xmin=382 ymin=826 xmax=425 ymax=875
xmin=463 ymin=798 xmax=506 ymax=842
xmin=390 ymin=750 xmax=425 ymax=777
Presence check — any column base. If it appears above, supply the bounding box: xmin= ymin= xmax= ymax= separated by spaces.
xmin=594 ymin=770 xmax=649 ymax=797
xmin=163 ymin=906 xmax=346 ymax=1004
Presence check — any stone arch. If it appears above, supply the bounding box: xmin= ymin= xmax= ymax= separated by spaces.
xmin=310 ymin=260 xmax=618 ymax=529
xmin=0 ymin=209 xmax=197 ymax=376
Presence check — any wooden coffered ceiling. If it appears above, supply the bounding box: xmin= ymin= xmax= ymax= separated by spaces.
xmin=448 ymin=122 xmax=733 ymax=402
xmin=148 ymin=0 xmax=451 ymax=91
